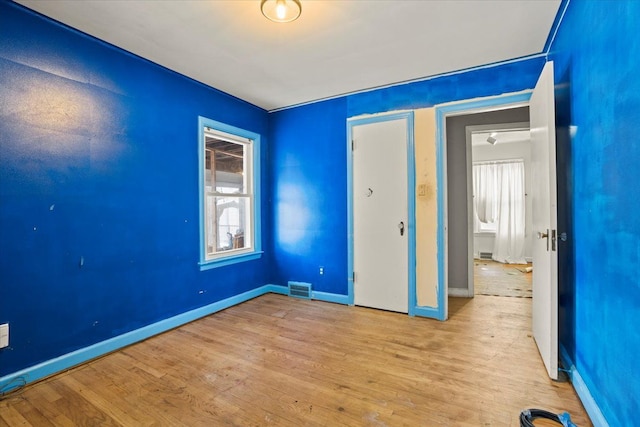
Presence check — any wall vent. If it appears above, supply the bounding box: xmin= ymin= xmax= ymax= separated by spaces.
xmin=288 ymin=281 xmax=312 ymax=299
xmin=479 ymin=252 xmax=493 ymax=260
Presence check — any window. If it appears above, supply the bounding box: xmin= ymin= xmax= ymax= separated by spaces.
xmin=475 ymin=215 xmax=498 ymax=234
xmin=198 ymin=117 xmax=261 ymax=269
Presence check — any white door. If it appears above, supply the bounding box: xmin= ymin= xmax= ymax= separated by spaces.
xmin=352 ymin=117 xmax=409 ymax=313
xmin=530 ymin=61 xmax=559 ymax=380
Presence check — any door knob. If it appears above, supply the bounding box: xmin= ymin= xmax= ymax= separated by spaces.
xmin=398 ymin=221 xmax=405 ymax=236
xmin=537 ymin=229 xmax=549 ymax=251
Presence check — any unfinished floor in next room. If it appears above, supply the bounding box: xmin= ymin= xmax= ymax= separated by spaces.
xmin=475 ymin=259 xmax=533 ymax=298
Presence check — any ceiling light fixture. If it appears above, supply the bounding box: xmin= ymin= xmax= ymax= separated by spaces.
xmin=261 ymin=0 xmax=302 ymax=23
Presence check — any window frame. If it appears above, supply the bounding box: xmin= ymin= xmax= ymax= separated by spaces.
xmin=474 ymin=218 xmax=498 ymax=234
xmin=198 ymin=116 xmax=262 ymax=270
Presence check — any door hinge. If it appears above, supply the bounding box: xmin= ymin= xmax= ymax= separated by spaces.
xmin=351 ymin=139 xmax=355 ymax=151
xmin=352 ymin=271 xmax=356 ymax=282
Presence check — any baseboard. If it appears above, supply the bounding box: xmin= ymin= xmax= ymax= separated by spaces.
xmin=311 ymin=291 xmax=349 ymax=304
xmin=412 ymin=305 xmax=446 ymax=321
xmin=268 ymin=284 xmax=349 ymax=305
xmin=559 ymin=345 xmax=609 ymax=427
xmin=448 ymin=287 xmax=472 ymax=297
xmin=0 ymin=284 xmax=277 ymax=393
xmin=265 ymin=284 xmax=288 ymax=295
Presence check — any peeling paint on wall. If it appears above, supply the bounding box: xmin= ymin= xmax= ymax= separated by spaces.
xmin=414 ymin=108 xmax=438 ymax=308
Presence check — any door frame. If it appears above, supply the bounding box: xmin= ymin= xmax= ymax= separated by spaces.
xmin=435 ymin=92 xmax=532 ymax=320
xmin=347 ymin=111 xmax=417 ymax=315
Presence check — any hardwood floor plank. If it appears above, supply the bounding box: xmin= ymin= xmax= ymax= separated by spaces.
xmin=0 ymin=294 xmax=591 ymax=426
xmin=59 ymin=373 xmax=155 ymax=427
xmin=9 ymin=384 xmax=75 ymax=427
xmin=0 ymin=404 xmax=31 ymax=426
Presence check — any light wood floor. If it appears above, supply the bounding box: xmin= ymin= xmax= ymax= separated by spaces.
xmin=0 ymin=294 xmax=590 ymax=426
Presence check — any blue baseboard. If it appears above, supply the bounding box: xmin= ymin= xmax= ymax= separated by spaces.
xmin=311 ymin=291 xmax=349 ymax=305
xmin=559 ymin=345 xmax=609 ymax=427
xmin=268 ymin=284 xmax=349 ymax=305
xmin=0 ymin=285 xmax=277 ymax=392
xmin=265 ymin=284 xmax=288 ymax=295
xmin=412 ymin=305 xmax=445 ymax=321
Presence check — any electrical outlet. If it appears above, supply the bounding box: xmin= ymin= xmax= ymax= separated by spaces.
xmin=0 ymin=323 xmax=8 ymax=349
xmin=319 ymin=266 xmax=324 ymax=275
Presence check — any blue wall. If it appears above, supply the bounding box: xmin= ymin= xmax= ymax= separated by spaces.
xmin=268 ymin=56 xmax=545 ymax=296
xmin=0 ymin=1 xmax=270 ymax=376
xmin=549 ymin=1 xmax=640 ymax=424
xmin=268 ymin=99 xmax=348 ymax=294
xmin=347 ymin=56 xmax=545 ymax=117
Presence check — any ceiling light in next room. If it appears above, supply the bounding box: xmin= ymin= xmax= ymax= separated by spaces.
xmin=261 ymin=0 xmax=302 ymax=23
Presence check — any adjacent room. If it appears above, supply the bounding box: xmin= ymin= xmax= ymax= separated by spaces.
xmin=472 ymin=124 xmax=534 ymax=298
xmin=1 ymin=0 xmax=638 ymax=425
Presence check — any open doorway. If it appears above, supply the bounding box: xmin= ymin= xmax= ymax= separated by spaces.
xmin=446 ymin=107 xmax=531 ymax=298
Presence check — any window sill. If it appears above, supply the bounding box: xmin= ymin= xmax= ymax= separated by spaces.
xmin=199 ymin=251 xmax=264 ymax=271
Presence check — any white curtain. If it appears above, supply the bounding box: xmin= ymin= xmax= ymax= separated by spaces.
xmin=473 ymin=160 xmax=526 ymax=264
xmin=473 ymin=163 xmax=498 ymax=226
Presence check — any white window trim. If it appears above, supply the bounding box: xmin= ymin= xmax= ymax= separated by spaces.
xmin=198 ymin=117 xmax=262 ymax=270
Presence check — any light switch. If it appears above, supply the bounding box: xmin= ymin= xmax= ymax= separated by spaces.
xmin=0 ymin=323 xmax=8 ymax=349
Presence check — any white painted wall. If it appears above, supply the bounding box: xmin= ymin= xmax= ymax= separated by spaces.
xmin=472 ymin=138 xmax=533 ymax=261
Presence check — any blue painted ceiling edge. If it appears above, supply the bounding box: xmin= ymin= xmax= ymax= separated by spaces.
xmin=345 ymin=56 xmax=544 ymax=117
xmin=543 ymin=0 xmax=571 ymax=54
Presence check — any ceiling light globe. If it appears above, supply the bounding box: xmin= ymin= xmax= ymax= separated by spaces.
xmin=261 ymin=0 xmax=302 ymax=23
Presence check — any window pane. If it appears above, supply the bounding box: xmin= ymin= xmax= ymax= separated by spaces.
xmin=205 ymin=136 xmax=246 ymax=194
xmin=208 ymin=196 xmax=251 ymax=253
xmin=205 ymin=193 xmax=217 ymax=256
xmin=205 ymin=150 xmax=213 ymax=191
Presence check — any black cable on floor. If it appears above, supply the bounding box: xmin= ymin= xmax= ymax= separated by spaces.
xmin=0 ymin=376 xmax=27 ymax=400
xmin=520 ymin=408 xmax=577 ymax=427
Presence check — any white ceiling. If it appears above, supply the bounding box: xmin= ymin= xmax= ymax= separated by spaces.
xmin=15 ymin=0 xmax=560 ymax=111
xmin=472 ymin=130 xmax=531 ymax=146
